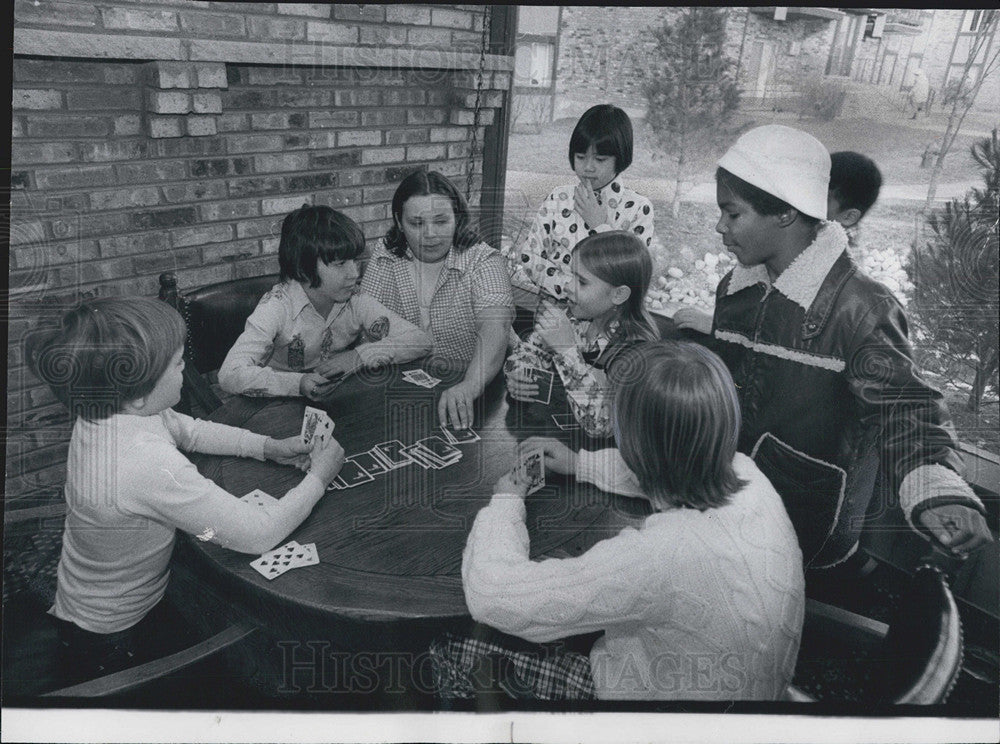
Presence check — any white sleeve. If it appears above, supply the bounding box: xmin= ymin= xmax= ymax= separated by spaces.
xmin=461 ymin=493 xmax=665 ymax=643
xmin=350 ymin=293 xmax=432 ymax=366
xmin=161 ymin=409 xmax=267 ymax=461
xmin=576 ymin=448 xmax=645 ymax=498
xmin=217 ymin=295 xmax=304 ymax=398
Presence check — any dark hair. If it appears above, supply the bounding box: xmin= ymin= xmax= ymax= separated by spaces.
xmin=27 ymin=297 xmax=187 ymax=421
xmin=613 ymin=341 xmax=747 ymax=511
xmin=829 ymin=151 xmax=882 ymax=218
xmin=384 ymin=169 xmax=482 ymax=258
xmin=568 ymin=104 xmax=634 ymax=175
xmin=715 ymin=167 xmax=820 ymax=228
xmin=573 ymin=231 xmax=658 ymax=346
xmin=278 ymin=204 xmax=365 ymax=288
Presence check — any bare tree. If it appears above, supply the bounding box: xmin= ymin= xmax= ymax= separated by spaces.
xmin=924 ymin=11 xmax=1000 ymax=212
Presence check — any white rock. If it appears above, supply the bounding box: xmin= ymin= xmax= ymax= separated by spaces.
xmin=704 ymin=252 xmax=718 ymax=267
xmin=695 ymin=259 xmax=705 ymax=270
xmin=657 ymin=275 xmax=669 ymax=288
xmin=667 ymin=267 xmax=684 ymax=279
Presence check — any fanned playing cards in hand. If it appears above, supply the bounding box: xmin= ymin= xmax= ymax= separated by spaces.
xmin=249 ymin=540 xmax=319 ymax=580
xmin=514 ymin=446 xmax=546 ymax=496
xmin=301 ymin=405 xmax=335 ymax=446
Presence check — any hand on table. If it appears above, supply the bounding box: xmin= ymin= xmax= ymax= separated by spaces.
xmin=919 ymin=503 xmax=993 ymax=557
xmin=315 ymin=350 xmax=360 ymax=379
xmin=299 ymin=373 xmax=342 ymax=403
xmin=505 ymin=364 xmax=540 ymax=402
xmin=308 ymin=435 xmax=346 ymax=488
xmin=534 ymin=305 xmax=576 ymax=353
xmin=521 ymin=436 xmax=577 ymax=476
xmin=672 ymin=308 xmax=713 ymax=335
xmin=573 ymin=179 xmax=606 ymax=229
xmin=438 ymin=378 xmax=481 ymax=431
xmin=263 ymin=436 xmax=311 ymax=471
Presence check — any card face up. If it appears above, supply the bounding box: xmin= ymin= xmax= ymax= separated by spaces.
xmin=240 ymin=489 xmax=279 ymax=509
xmin=515 ymin=447 xmax=546 ymax=496
xmin=301 ymin=406 xmax=335 ymax=446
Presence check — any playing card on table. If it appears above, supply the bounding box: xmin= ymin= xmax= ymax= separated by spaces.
xmin=417 ymin=436 xmax=463 ymax=464
xmin=249 ymin=541 xmax=302 ymax=580
xmin=350 ymin=449 xmax=388 ymax=476
xmin=402 ymin=369 xmax=441 ymax=388
xmin=301 ymin=405 xmax=335 ymax=446
xmin=520 ymin=366 xmax=554 ymax=405
xmin=372 ymin=439 xmax=413 ymax=469
xmin=240 ymin=488 xmax=279 ymax=509
xmin=551 ymin=413 xmax=581 ymax=431
xmin=401 ymin=443 xmax=448 ymax=469
xmin=288 ymin=541 xmax=318 ymax=569
xmin=338 ymin=458 xmax=375 ymax=488
xmin=441 ymin=426 xmax=480 ymax=445
xmin=514 ymin=446 xmax=546 ymax=496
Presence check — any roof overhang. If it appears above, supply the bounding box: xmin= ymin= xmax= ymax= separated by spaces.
xmin=749 ymin=7 xmax=846 ymax=22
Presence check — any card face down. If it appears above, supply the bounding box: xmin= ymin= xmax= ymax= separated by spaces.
xmin=416 ymin=436 xmax=462 ymax=463
xmin=441 ymin=426 xmax=480 ymax=445
xmin=372 ymin=440 xmax=413 ymax=468
xmin=338 ymin=458 xmax=375 ymax=487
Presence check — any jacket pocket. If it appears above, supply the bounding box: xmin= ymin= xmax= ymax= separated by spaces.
xmin=751 ymin=432 xmax=846 ymax=567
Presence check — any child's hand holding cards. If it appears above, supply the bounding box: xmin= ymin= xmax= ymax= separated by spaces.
xmin=301 ymin=405 xmax=335 ymax=446
xmin=513 ymin=445 xmax=546 ymax=496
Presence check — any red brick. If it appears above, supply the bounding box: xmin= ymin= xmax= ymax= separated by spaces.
xmin=104 ymin=64 xmax=140 ymax=85
xmin=200 ymin=200 xmax=260 ymax=222
xmin=360 ymin=26 xmax=407 ymax=46
xmin=338 ymin=130 xmax=382 ymax=147
xmin=408 ymin=144 xmax=448 ymax=161
xmin=147 ymin=61 xmax=194 ymax=89
xmin=192 ymin=92 xmax=223 ymax=114
xmin=133 ymin=247 xmax=201 ymax=275
xmin=66 ymin=86 xmax=141 ymax=110
xmin=306 ymin=21 xmax=359 ymax=44
xmin=196 ymin=63 xmax=228 ymax=89
xmin=114 ymin=114 xmax=142 ymax=136
xmin=430 ymin=126 xmax=467 ymax=143
xmin=262 ymin=195 xmax=312 ymax=216
xmin=12 ymin=240 xmax=100 ymax=270
xmin=162 ymin=181 xmax=227 ymax=204
xmin=383 ymin=89 xmax=427 ymax=106
xmin=147 ymin=90 xmax=191 ymax=115
xmin=12 ymin=142 xmax=76 ymax=165
xmin=80 ymin=140 xmax=148 ymax=163
xmin=229 ymin=177 xmax=284 ymax=198
xmin=179 ymin=11 xmax=246 ymax=37
xmin=361 ymin=185 xmax=397 ymax=203
xmin=191 ymin=158 xmax=251 ymax=177
xmin=450 ymin=109 xmax=495 ymax=126
xmin=386 ymin=6 xmax=431 ymax=24
xmin=34 ymin=165 xmax=116 ymax=190
xmin=226 ymin=132 xmax=284 ymax=151
xmin=284 ymin=172 xmax=337 ymax=191
xmin=261 ymin=237 xmax=279 ymax=255
xmin=334 ymin=88 xmax=381 ymax=107
xmin=100 ymin=232 xmax=170 ymax=258
xmin=187 ymin=116 xmax=218 ymax=137
xmin=247 ymin=16 xmax=305 ymax=40
xmin=309 ymin=150 xmax=363 ymax=168
xmin=275 ymin=89 xmax=332 ymax=107
xmin=14 ymin=0 xmax=98 ymax=27
xmin=407 ymin=27 xmax=453 ymax=47
xmin=387 ymin=129 xmax=431 ymax=146
xmin=13 ymin=89 xmax=62 ymax=110
xmin=452 ymin=30 xmax=486 ymax=47
xmin=282 ymin=131 xmax=337 ymax=150
xmin=207 ymin=1 xmax=275 ymax=13
xmin=361 ymin=148 xmax=406 ymax=165
xmin=90 ymin=186 xmax=161 ymax=211
xmin=255 ymin=152 xmax=309 ymax=173
xmin=316 ymin=188 xmax=363 ymax=208
xmin=101 ymin=7 xmax=177 ymax=31
xmin=361 ymin=109 xmax=407 ymax=127
xmin=407 ymin=108 xmax=447 ymax=125
xmin=171 ymin=223 xmax=234 ymax=248
xmin=13 ymin=58 xmax=101 ymax=83
xmin=276 ymin=3 xmax=330 ymax=18
xmin=236 ymin=216 xmax=281 ymax=240
xmin=152 ymin=137 xmax=226 ymax=158
xmin=27 ymin=116 xmax=111 ymax=139
xmin=431 ymin=8 xmax=474 ymax=29
xmin=149 ymin=116 xmax=184 ymax=138
xmin=130 ymin=206 xmax=198 ymax=230
xmin=70 ymin=212 xmax=134 ymax=240
xmin=202 ymin=239 xmax=262 ymax=265
xmin=310 ymin=110 xmax=361 ymax=128
xmin=334 ymin=5 xmax=385 ymax=22
xmin=217 ymin=113 xmax=249 ymax=132
xmin=436 ymin=160 xmax=466 ymax=178
xmin=251 ymin=112 xmax=295 ymax=130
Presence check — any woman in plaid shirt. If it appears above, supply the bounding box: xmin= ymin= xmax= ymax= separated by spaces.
xmin=361 ymin=170 xmax=514 ymax=430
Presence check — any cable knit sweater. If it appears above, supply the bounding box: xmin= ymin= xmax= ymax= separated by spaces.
xmin=462 ymin=450 xmax=805 ymax=700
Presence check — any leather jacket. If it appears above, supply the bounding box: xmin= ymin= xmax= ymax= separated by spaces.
xmin=707 ymin=223 xmax=982 ymax=568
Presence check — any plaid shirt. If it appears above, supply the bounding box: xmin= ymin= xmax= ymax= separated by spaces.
xmin=361 ymin=240 xmax=513 ymax=364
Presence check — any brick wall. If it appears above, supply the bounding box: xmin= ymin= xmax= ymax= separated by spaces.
xmin=8 ymin=1 xmax=512 ymax=510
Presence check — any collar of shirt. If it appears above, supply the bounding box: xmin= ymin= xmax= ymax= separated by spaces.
xmin=724 ymin=221 xmax=849 ymax=311
xmin=594 ymin=177 xmax=626 ymax=204
xmin=285 ymin=279 xmax=350 ymax=322
xmin=572 ymin=317 xmax=620 ymax=355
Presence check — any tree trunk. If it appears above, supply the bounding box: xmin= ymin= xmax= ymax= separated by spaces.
xmin=967 ymin=346 xmax=999 ymax=413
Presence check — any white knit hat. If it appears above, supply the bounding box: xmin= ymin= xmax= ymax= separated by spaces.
xmin=717 ymin=124 xmax=830 ymax=219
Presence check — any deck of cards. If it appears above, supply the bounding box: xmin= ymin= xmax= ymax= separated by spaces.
xmin=301 ymin=405 xmax=335 ymax=446
xmin=514 ymin=445 xmax=546 ymax=496
xmin=401 ymin=436 xmax=463 ymax=470
xmin=249 ymin=540 xmax=319 ymax=581
xmin=402 ymin=369 xmax=441 ymax=388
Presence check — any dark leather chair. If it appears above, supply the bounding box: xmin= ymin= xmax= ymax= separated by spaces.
xmin=158 ymin=272 xmax=278 ymax=415
xmin=788 ymin=564 xmax=964 ymax=704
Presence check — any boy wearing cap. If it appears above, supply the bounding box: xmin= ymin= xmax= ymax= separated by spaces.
xmin=708 ymin=124 xmax=989 ymax=574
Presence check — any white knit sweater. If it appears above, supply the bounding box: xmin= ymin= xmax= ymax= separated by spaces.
xmin=462 ymin=450 xmax=805 ymax=700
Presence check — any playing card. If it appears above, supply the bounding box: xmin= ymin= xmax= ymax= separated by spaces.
xmin=401 ymin=443 xmax=449 ymax=469
xmin=520 ymin=366 xmax=554 ymax=405
xmin=551 ymin=413 xmax=581 ymax=431
xmin=441 ymin=426 xmax=480 ymax=445
xmin=402 ymin=369 xmax=441 ymax=388
xmin=338 ymin=458 xmax=375 ymax=487
xmin=249 ymin=541 xmax=302 ymax=580
xmin=240 ymin=489 xmax=279 ymax=509
xmin=350 ymin=449 xmax=388 ymax=476
xmin=515 ymin=447 xmax=546 ymax=496
xmin=301 ymin=405 xmax=335 ymax=446
xmin=372 ymin=440 xmax=414 ymax=469
xmin=288 ymin=542 xmax=319 ymax=569
xmin=417 ymin=436 xmax=462 ymax=463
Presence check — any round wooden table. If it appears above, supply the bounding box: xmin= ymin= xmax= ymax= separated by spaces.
xmin=183 ymin=363 xmax=650 ymax=641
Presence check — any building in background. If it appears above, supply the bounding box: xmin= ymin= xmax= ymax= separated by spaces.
xmin=513 ymin=6 xmax=999 ymax=123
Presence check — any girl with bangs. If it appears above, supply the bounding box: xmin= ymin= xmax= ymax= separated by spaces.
xmin=434 ymin=341 xmax=804 ymax=701
xmin=505 ymin=230 xmax=659 ymax=437
xmin=509 ymin=103 xmax=656 ymax=302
